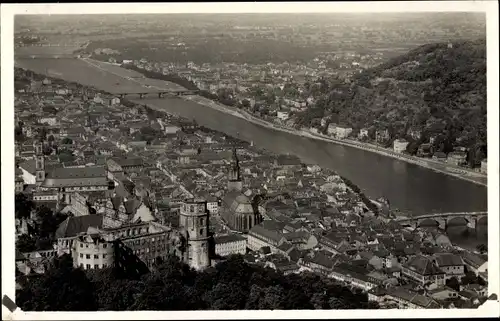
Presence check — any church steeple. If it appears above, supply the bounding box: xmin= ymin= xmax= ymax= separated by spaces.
xmin=227 ymin=147 xmax=242 ymax=192
xmin=34 ymin=140 xmax=45 ymax=186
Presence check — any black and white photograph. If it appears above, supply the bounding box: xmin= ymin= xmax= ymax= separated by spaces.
xmin=1 ymin=1 xmax=499 ymax=319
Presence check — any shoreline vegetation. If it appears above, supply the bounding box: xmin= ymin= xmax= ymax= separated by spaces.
xmin=117 ymin=63 xmax=487 ymax=188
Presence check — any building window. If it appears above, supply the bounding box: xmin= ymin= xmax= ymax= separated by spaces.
xmin=86 ymin=264 xmax=91 ymax=270
xmin=94 ymin=264 xmax=99 ymax=269
xmin=103 ymin=244 xmax=107 ymax=248
xmin=86 ymin=254 xmax=91 ymax=259
xmin=86 ymin=244 xmax=89 ymax=248
xmin=94 ymin=254 xmax=99 ymax=259
xmin=200 ymin=229 xmax=203 ymax=236
xmin=80 ymin=253 xmax=83 ymax=258
xmin=103 ymin=254 xmax=107 ymax=259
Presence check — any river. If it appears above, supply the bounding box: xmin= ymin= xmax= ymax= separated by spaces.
xmin=16 ymin=58 xmax=488 ymax=245
xmin=136 ymin=97 xmax=487 ymax=215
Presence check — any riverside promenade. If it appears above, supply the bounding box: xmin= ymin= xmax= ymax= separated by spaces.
xmin=182 ymin=95 xmax=487 ymax=187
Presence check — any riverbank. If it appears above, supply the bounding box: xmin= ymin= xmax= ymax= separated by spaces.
xmin=77 ymin=58 xmax=487 ymax=187
xmin=179 ymin=95 xmax=487 ymax=187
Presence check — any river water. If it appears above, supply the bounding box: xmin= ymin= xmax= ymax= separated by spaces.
xmin=139 ymin=97 xmax=488 ymax=249
xmin=136 ymin=97 xmax=487 ymax=215
xmin=16 ymin=58 xmax=488 ymax=246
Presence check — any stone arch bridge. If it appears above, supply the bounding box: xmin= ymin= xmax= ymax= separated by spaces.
xmin=395 ymin=212 xmax=487 ymax=230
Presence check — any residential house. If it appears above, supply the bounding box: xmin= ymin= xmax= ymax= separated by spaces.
xmin=461 ymin=252 xmax=488 ymax=275
xmin=447 ymin=151 xmax=467 ymax=166
xmin=111 ymin=157 xmax=144 ymax=173
xmin=433 ymin=253 xmax=466 ymax=279
xmin=417 ymin=144 xmax=433 ymax=158
xmin=480 ymin=159 xmax=487 ymax=174
xmin=299 ymin=251 xmax=336 ymax=275
xmin=375 ymin=129 xmax=390 ymax=143
xmin=432 ymin=152 xmax=447 ymax=162
xmin=265 ymin=257 xmax=300 ymax=275
xmin=427 ymin=286 xmax=461 ymax=301
xmin=329 ymin=262 xmax=379 ymax=291
xmin=247 ymin=223 xmax=286 ymax=253
xmin=393 ymin=139 xmax=409 ymax=153
xmin=277 ymin=111 xmax=289 ymax=121
xmin=335 ymin=125 xmax=353 ymax=139
xmin=383 ymin=287 xmax=441 ymax=309
xmin=401 ymin=255 xmax=446 ymax=286
xmin=358 ymin=128 xmax=369 ymax=139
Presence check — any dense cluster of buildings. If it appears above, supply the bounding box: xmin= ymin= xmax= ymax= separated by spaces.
xmin=115 ymin=52 xmax=486 ymax=176
xmin=14 ymin=68 xmax=488 ymax=309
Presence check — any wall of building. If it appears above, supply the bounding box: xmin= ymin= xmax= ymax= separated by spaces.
xmin=72 ymin=237 xmax=114 ymax=270
xmin=215 ymin=240 xmax=246 ymax=257
xmin=179 ymin=200 xmax=210 ymax=270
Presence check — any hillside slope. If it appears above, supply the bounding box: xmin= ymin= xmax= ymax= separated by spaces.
xmin=294 ymin=39 xmax=486 ymax=159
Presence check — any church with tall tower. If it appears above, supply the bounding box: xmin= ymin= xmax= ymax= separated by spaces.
xmin=34 ymin=141 xmax=45 ymax=186
xmin=227 ymin=148 xmax=243 ymax=192
xmin=220 ymin=148 xmax=262 ymax=233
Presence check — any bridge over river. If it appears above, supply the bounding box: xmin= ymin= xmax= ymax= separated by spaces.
xmin=395 ymin=211 xmax=487 ymax=230
xmin=116 ymin=89 xmax=199 ymax=99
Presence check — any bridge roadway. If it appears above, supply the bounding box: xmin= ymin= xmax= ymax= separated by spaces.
xmin=17 ymin=44 xmax=84 ymax=47
xmin=395 ymin=211 xmax=487 ymax=230
xmin=117 ymin=89 xmax=199 ymax=99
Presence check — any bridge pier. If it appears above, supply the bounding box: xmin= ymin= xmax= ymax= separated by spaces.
xmin=466 ymin=217 xmax=477 ymax=230
xmin=158 ymin=93 xmax=164 ymax=98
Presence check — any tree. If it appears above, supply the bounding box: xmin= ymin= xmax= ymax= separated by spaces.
xmin=461 ymin=271 xmax=480 ymax=286
xmin=58 ymin=149 xmax=75 ymax=163
xmin=38 ymin=127 xmax=48 ymax=142
xmin=61 ymin=137 xmax=73 ymax=145
xmin=446 ymin=276 xmax=461 ymax=291
xmin=15 ymin=126 xmax=24 ymax=142
xmin=48 ymin=135 xmax=55 ymax=143
xmin=16 ymin=254 xmax=98 ymax=311
xmin=241 ymin=99 xmax=251 ymax=109
xmin=43 ymin=145 xmax=53 ymax=156
xmin=15 ymin=193 xmax=34 ymax=220
xmin=16 ymin=234 xmax=36 ymax=253
xmin=406 ymin=141 xmax=420 ymax=155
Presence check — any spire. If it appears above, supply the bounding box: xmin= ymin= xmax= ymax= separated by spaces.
xmin=232 ymin=147 xmax=239 ymax=164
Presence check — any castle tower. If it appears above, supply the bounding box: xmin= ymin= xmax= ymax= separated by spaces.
xmin=227 ymin=148 xmax=242 ymax=192
xmin=179 ymin=199 xmax=211 ymax=270
xmin=34 ymin=141 xmax=45 ymax=185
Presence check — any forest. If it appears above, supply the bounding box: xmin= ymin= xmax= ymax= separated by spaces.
xmin=294 ymin=39 xmax=487 ymax=165
xmin=16 ymin=254 xmax=378 ymax=311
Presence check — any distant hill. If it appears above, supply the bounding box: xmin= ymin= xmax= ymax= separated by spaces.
xmin=294 ymin=39 xmax=486 ymax=161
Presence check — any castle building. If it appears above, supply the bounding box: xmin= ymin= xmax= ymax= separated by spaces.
xmin=220 ymin=148 xmax=262 ymax=233
xmin=179 ymin=199 xmax=211 ymax=270
xmin=72 ymin=232 xmax=114 ymax=270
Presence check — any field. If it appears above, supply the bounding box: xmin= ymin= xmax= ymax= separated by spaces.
xmin=15 ymin=58 xmax=186 ymax=94
xmin=15 ymin=45 xmax=83 ymax=57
